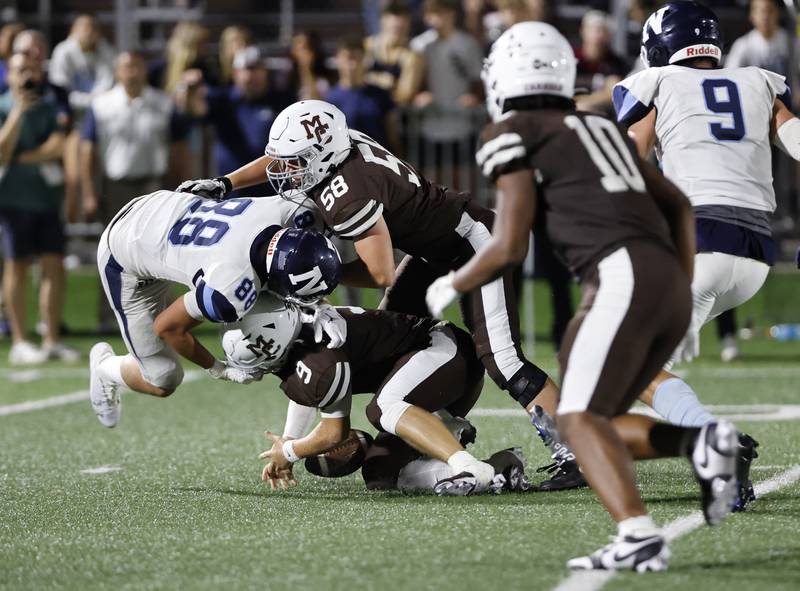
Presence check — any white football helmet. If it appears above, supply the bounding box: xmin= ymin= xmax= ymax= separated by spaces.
xmin=482 ymin=22 xmax=577 ymax=122
xmin=222 ymin=294 xmax=302 ymax=372
xmin=265 ymin=100 xmax=352 ymax=198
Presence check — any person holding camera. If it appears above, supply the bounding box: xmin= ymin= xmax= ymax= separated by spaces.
xmin=0 ymin=52 xmax=78 ymax=364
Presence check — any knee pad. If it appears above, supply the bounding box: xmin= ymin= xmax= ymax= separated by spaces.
xmin=506 ymin=362 xmax=549 ymax=408
xmin=141 ymin=355 xmax=185 ymax=392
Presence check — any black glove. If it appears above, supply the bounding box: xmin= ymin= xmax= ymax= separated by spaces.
xmin=176 ymin=176 xmax=233 ymax=200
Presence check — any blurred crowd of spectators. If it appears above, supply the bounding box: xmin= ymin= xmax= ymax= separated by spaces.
xmin=0 ymin=0 xmax=797 ymax=363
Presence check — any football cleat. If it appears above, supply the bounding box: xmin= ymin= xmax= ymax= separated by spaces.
xmin=434 ymin=472 xmax=477 ymax=497
xmin=89 ymin=342 xmax=121 ymax=428
xmin=530 ymin=405 xmax=587 ymax=491
xmin=733 ymin=433 xmax=759 ymax=512
xmin=436 ymin=412 xmax=477 ymax=447
xmin=485 ymin=447 xmax=532 ymax=493
xmin=567 ymin=533 xmax=670 ymax=572
xmin=691 ymin=420 xmax=739 ymax=525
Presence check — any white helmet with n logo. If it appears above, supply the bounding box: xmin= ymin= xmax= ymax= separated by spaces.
xmin=265 ymin=100 xmax=352 ymax=198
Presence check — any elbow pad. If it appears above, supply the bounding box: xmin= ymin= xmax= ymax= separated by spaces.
xmin=775 ymin=117 xmax=800 ymax=162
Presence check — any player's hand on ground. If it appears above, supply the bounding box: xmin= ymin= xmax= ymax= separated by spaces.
xmin=260 ymin=432 xmax=298 ymax=490
xmin=175 ymin=176 xmax=232 ymax=200
xmin=207 ymin=359 xmax=263 ymax=384
xmin=426 ymin=272 xmax=458 ymax=318
xmin=303 ymin=304 xmax=347 ymax=348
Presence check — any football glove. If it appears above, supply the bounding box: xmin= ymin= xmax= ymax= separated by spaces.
xmin=301 ymin=304 xmax=347 ymax=349
xmin=426 ymin=271 xmax=459 ymax=318
xmin=176 ymin=176 xmax=233 ymax=200
xmin=207 ymin=359 xmax=263 ymax=384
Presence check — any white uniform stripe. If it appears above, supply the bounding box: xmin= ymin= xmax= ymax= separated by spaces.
xmin=475 ymin=132 xmax=523 ymax=164
xmin=377 ymin=329 xmax=458 ymax=433
xmin=332 ymin=200 xmax=378 ymax=231
xmin=481 ymin=146 xmax=527 ymax=177
xmin=328 ymin=362 xmax=351 ymax=405
xmin=557 ymin=247 xmax=635 ymax=414
xmin=318 ymin=362 xmax=343 ymax=408
xmin=455 ymin=212 xmax=524 ymax=381
xmin=337 ymin=204 xmax=384 ymax=238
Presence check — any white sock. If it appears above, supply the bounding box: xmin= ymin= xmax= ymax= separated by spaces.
xmin=618 ymin=515 xmax=659 ymax=538
xmin=98 ymin=355 xmax=127 ymax=386
xmin=652 ymin=377 xmax=716 ymax=427
xmin=397 ymin=458 xmax=454 ymax=491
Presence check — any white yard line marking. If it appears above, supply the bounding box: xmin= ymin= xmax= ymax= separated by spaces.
xmin=471 ymin=404 xmax=800 ymax=422
xmin=551 ymin=465 xmax=800 ymax=591
xmin=80 ymin=465 xmax=123 ymax=475
xmin=0 ymin=370 xmax=204 ymax=417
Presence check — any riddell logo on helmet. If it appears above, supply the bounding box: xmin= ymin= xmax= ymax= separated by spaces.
xmin=301 ymin=115 xmax=329 ymax=142
xmin=685 ymin=46 xmax=719 ymax=57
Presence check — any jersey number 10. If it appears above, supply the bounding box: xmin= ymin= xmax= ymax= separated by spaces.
xmin=565 ymin=115 xmax=646 ymax=194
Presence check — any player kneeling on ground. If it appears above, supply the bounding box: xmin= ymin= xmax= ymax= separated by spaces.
xmin=89 ymin=189 xmax=342 ymax=428
xmin=223 ymin=297 xmax=507 ymax=496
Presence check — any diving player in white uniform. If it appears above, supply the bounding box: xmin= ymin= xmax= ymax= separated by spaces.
xmin=612 ymin=1 xmax=800 ymax=507
xmin=89 ymin=190 xmax=342 ymax=428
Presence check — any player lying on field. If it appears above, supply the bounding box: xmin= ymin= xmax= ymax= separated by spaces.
xmin=88 ymin=189 xmax=344 ymax=428
xmin=176 ymin=100 xmax=580 ymax=490
xmin=425 ymin=21 xmax=742 ymax=572
xmin=222 ymin=296 xmax=515 ymax=495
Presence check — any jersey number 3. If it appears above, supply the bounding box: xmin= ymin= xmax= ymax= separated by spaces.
xmin=565 ymin=115 xmax=645 ymax=194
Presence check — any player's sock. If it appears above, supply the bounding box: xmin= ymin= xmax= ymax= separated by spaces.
xmin=397 ymin=458 xmax=454 ymax=491
xmin=97 ymin=354 xmax=127 ymax=386
xmin=652 ymin=377 xmax=716 ymax=427
xmin=618 ymin=515 xmax=659 ymax=538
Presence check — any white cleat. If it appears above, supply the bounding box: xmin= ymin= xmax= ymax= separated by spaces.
xmin=434 ymin=472 xmax=478 ymax=496
xmin=692 ymin=420 xmax=739 ymax=525
xmin=9 ymin=341 xmax=48 ymax=365
xmin=567 ymin=534 xmax=670 ymax=573
xmin=89 ymin=342 xmax=121 ymax=428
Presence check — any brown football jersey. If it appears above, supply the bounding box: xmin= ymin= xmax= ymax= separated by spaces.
xmin=307 ymin=130 xmax=471 ymax=263
xmin=476 ymin=110 xmax=674 ymax=279
xmin=276 ymin=307 xmax=439 ymax=414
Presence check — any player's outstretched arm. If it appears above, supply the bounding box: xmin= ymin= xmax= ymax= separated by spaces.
xmin=226 ymin=154 xmax=274 ymax=190
xmin=343 ymin=217 xmax=396 ymax=288
xmin=452 ymin=169 xmax=536 ymax=293
xmin=640 ymin=161 xmax=695 ymax=280
xmin=153 ymin=297 xmax=215 ymax=369
xmin=772 ymin=99 xmax=800 ymax=162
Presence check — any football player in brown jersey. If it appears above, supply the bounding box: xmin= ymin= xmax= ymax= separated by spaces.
xmin=426 ymin=22 xmax=741 ymax=572
xmin=222 ymin=297 xmax=501 ymax=495
xmin=176 ymin=99 xmax=581 ymax=488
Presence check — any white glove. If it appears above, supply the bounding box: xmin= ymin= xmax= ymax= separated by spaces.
xmin=176 ymin=176 xmax=232 ymax=200
xmin=207 ymin=359 xmax=263 ymax=384
xmin=447 ymin=451 xmax=495 ymax=492
xmin=301 ymin=304 xmax=347 ymax=348
xmin=426 ymin=272 xmax=459 ymax=318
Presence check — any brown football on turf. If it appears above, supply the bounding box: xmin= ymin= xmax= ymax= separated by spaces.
xmin=304 ymin=429 xmax=374 ymax=478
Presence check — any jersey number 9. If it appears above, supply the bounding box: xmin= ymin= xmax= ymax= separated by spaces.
xmin=702 ymin=79 xmax=745 ymax=142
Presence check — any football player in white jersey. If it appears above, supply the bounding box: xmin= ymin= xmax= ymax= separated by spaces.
xmin=89 ymin=190 xmax=343 ymax=428
xmin=612 ymin=1 xmax=800 ymax=507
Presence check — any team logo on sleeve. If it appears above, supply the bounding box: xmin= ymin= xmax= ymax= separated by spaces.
xmin=301 ymin=116 xmax=329 ymax=142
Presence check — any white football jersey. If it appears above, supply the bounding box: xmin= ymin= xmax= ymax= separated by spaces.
xmin=614 ymin=65 xmax=788 ymax=212
xmin=106 ymin=190 xmax=322 ymax=322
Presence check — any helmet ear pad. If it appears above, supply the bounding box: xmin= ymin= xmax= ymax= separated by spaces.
xmin=647 ymin=46 xmax=668 ymax=68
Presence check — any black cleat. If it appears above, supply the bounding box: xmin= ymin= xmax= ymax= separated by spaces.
xmin=530 ymin=405 xmax=587 ymax=491
xmin=691 ymin=420 xmax=739 ymax=526
xmin=733 ymin=433 xmax=759 ymax=512
xmin=485 ymin=447 xmax=532 ymax=493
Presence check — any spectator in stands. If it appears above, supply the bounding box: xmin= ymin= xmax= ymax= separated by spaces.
xmin=219 ymin=25 xmax=252 ymax=87
xmin=364 ymin=1 xmax=425 ymax=106
xmin=288 ymin=31 xmax=330 ymax=101
xmin=484 ymin=0 xmax=553 ymax=43
xmin=151 ymin=21 xmax=219 ymax=93
xmin=327 ymin=37 xmax=395 ymax=147
xmin=0 ymin=53 xmax=77 ymax=363
xmin=80 ymin=51 xmax=191 ymax=332
xmin=574 ymin=10 xmax=629 ymax=116
xmin=0 ymin=23 xmax=25 ymax=94
xmin=178 ymin=46 xmax=295 ymax=198
xmin=411 ymin=0 xmax=483 ymax=182
xmin=726 ymin=0 xmax=797 ymax=93
xmin=12 ymin=29 xmax=50 ymax=65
